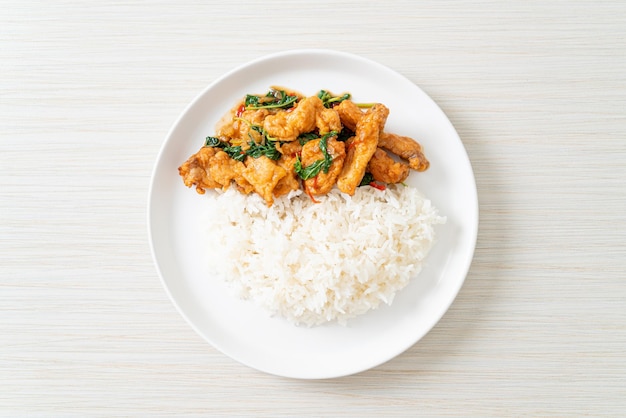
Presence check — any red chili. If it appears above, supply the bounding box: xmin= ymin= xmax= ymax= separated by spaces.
xmin=369 ymin=182 xmax=386 ymax=191
xmin=303 ymin=182 xmax=320 ymax=203
xmin=347 ymin=140 xmax=361 ymax=151
xmin=236 ymin=104 xmax=245 ymax=117
xmin=286 ymin=102 xmax=298 ymax=113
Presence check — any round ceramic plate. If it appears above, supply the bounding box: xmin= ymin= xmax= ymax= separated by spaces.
xmin=148 ymin=49 xmax=478 ymax=379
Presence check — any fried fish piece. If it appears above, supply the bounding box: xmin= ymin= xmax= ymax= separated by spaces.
xmin=263 ymin=96 xmax=341 ymax=142
xmin=300 ymin=136 xmax=346 ymax=196
xmin=241 ymin=156 xmax=287 ymax=206
xmin=367 ymin=148 xmax=410 ymax=184
xmin=337 ymin=104 xmax=389 ymax=195
xmin=336 ymin=99 xmax=429 ymax=171
xmin=278 ymin=140 xmax=303 ymax=158
xmin=214 ymin=101 xmax=270 ymax=144
xmin=178 ymin=146 xmax=221 ymax=193
xmin=378 ymin=132 xmax=430 ymax=172
xmin=178 ymin=146 xmax=252 ymax=194
xmin=262 ymin=96 xmax=319 ymax=142
xmin=315 ymin=106 xmax=343 ymax=136
xmin=272 ymin=154 xmax=300 ymax=198
xmin=335 ymin=99 xmax=362 ymax=132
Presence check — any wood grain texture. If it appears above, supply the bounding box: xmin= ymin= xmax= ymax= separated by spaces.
xmin=1 ymin=0 xmax=625 ymax=416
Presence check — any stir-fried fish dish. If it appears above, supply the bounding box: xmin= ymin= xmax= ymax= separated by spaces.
xmin=176 ymin=87 xmax=444 ymax=326
xmin=178 ymin=87 xmax=429 ymax=205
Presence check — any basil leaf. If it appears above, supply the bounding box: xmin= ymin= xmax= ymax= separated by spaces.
xmin=205 ymin=136 xmax=222 ymax=147
xmin=317 ymin=90 xmax=351 ymax=108
xmin=245 ymin=89 xmax=297 ymax=110
xmin=294 ymin=131 xmax=338 ymax=180
xmin=298 ymin=132 xmax=320 ymax=145
xmin=246 ymin=140 xmax=281 ymax=161
xmin=223 ymin=145 xmax=245 ymax=161
xmin=359 ymin=172 xmax=374 ymax=187
xmin=318 ymin=133 xmax=333 ymax=174
xmin=295 ymin=156 xmax=325 ymax=180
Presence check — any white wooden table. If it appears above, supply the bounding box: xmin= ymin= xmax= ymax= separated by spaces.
xmin=2 ymin=1 xmax=625 ymax=416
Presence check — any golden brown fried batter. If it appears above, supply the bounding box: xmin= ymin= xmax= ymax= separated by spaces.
xmin=278 ymin=141 xmax=303 ymax=158
xmin=273 ymin=155 xmax=300 ymax=198
xmin=337 ymin=104 xmax=389 ymax=195
xmin=378 ymin=132 xmax=430 ymax=172
xmin=315 ymin=106 xmax=342 ymax=135
xmin=367 ymin=148 xmax=410 ymax=184
xmin=215 ymin=102 xmax=271 ymax=144
xmin=178 ymin=146 xmax=221 ymax=193
xmin=335 ymin=99 xmax=362 ymax=132
xmin=263 ymin=96 xmax=320 ymax=141
xmin=263 ymin=96 xmax=341 ymax=142
xmin=241 ymin=156 xmax=287 ymax=206
xmin=178 ymin=146 xmax=252 ymax=194
xmin=301 ymin=136 xmax=346 ymax=196
xmin=336 ymin=99 xmax=429 ymax=171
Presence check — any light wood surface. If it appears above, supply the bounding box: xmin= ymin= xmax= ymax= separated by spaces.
xmin=2 ymin=1 xmax=625 ymax=416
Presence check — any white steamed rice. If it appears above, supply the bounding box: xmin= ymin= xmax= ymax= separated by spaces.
xmin=203 ymin=185 xmax=445 ymax=326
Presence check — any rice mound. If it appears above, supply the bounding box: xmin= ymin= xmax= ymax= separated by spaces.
xmin=203 ymin=185 xmax=445 ymax=326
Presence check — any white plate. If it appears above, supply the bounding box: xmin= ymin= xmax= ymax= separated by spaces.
xmin=148 ymin=49 xmax=478 ymax=379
